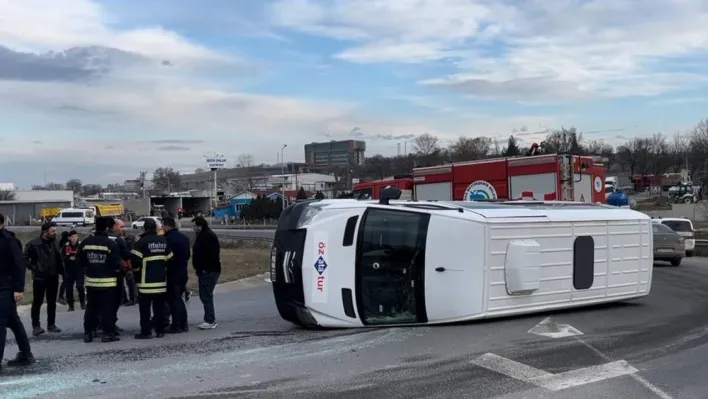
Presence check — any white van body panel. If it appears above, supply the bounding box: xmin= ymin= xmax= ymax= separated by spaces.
xmin=53 ymin=208 xmax=95 ymax=226
xmin=276 ymin=200 xmax=653 ymax=328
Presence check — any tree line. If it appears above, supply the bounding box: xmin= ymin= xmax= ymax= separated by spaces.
xmin=358 ymin=117 xmax=708 ymax=182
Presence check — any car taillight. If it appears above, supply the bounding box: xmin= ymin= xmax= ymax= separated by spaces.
xmin=678 ymin=237 xmax=685 ymax=243
xmin=270 ymin=246 xmax=277 ymax=282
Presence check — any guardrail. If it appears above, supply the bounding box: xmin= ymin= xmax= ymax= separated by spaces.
xmin=696 ymin=239 xmax=708 ymax=247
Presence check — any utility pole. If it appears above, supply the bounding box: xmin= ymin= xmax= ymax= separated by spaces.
xmin=139 ymin=171 xmax=147 ymax=198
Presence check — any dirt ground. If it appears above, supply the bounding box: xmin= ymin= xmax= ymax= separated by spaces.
xmin=12 ymin=230 xmax=271 ymax=305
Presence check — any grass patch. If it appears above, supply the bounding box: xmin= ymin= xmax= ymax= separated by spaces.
xmin=12 ymin=229 xmax=271 ymax=305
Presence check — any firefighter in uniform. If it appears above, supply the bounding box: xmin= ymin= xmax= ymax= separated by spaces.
xmin=129 ymin=218 xmax=173 ymax=339
xmin=79 ymin=217 xmax=122 ymax=343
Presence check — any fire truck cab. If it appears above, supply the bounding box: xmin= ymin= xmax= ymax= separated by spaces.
xmin=413 ymin=154 xmax=606 ymax=203
xmin=351 ymin=177 xmax=414 ymax=200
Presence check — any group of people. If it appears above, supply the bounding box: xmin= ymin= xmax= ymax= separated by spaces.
xmin=0 ymin=213 xmax=223 ymax=372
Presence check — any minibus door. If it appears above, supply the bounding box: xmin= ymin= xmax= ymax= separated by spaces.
xmin=355 ymin=208 xmax=429 ymax=325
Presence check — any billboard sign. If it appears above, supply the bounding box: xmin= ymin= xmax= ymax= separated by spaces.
xmin=205 ymin=156 xmax=227 ymax=169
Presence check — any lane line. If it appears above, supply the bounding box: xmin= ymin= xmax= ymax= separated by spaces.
xmin=573 ymin=337 xmax=673 ymax=399
xmin=472 ymin=353 xmax=552 ymax=380
xmin=531 ymin=360 xmax=637 ymax=391
xmin=472 ymin=353 xmax=638 ymax=392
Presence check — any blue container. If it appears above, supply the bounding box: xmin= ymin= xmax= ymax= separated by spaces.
xmin=606 ymin=191 xmax=629 ymax=207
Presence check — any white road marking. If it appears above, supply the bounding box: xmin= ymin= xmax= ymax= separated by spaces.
xmin=528 ymin=317 xmax=584 ymax=338
xmin=473 ymin=353 xmax=552 ymax=380
xmin=532 ymin=360 xmax=638 ymax=391
xmin=574 ymin=337 xmax=674 ymax=399
xmin=471 ymin=353 xmax=637 ymax=391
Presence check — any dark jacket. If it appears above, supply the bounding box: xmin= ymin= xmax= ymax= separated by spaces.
xmin=130 ymin=231 xmax=173 ymax=294
xmin=164 ymin=228 xmax=190 ymax=284
xmin=62 ymin=241 xmax=81 ymax=271
xmin=0 ymin=228 xmax=26 ymax=292
xmin=79 ymin=231 xmax=122 ymax=289
xmin=192 ymin=227 xmax=221 ymax=275
xmin=24 ymin=234 xmax=64 ymax=280
xmin=107 ymin=232 xmax=130 ymax=261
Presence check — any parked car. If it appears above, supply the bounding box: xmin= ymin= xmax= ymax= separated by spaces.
xmin=652 ymin=223 xmax=685 ymax=266
xmin=131 ymin=216 xmax=162 ymax=230
xmin=652 ymin=217 xmax=695 ymax=256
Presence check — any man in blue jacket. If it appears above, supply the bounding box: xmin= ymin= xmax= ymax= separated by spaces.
xmin=162 ymin=217 xmax=190 ymax=333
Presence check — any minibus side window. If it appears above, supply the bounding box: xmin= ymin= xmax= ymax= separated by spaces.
xmin=573 ymin=236 xmax=594 ymax=290
xmin=355 ymin=208 xmax=429 ymax=325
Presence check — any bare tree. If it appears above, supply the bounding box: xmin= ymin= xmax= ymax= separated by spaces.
xmin=669 ymin=132 xmax=689 ymax=173
xmin=412 ymin=133 xmax=440 ymax=156
xmin=0 ymin=190 xmax=16 ymax=201
xmin=65 ymin=178 xmax=83 ymax=193
xmin=647 ymin=133 xmax=669 ymax=175
xmin=237 ymin=153 xmax=256 ymax=189
xmin=236 ymin=154 xmax=254 ymax=168
xmin=540 ymin=127 xmax=584 ymax=154
xmin=152 ymin=167 xmax=181 ymax=192
xmin=450 ymin=137 xmax=491 ymax=162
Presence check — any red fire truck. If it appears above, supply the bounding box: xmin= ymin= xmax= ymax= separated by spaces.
xmin=413 ymin=154 xmax=606 ymax=203
xmin=351 ymin=177 xmax=414 ymax=200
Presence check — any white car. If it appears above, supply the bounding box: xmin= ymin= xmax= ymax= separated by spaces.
xmin=652 ymin=217 xmax=695 ymax=256
xmin=131 ymin=216 xmax=162 ymax=230
xmin=271 ymin=193 xmax=653 ymax=329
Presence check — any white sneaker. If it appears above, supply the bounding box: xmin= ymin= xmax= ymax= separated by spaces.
xmin=198 ymin=322 xmax=217 ymax=330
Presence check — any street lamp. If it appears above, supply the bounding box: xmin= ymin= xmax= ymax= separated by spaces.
xmin=281 ymin=144 xmax=287 ymax=209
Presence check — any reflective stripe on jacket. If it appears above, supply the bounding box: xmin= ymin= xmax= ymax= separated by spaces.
xmin=129 ymin=232 xmax=173 ymax=294
xmin=78 ymin=233 xmax=121 ymax=289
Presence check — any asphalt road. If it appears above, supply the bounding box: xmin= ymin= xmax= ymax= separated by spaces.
xmin=2 ymin=259 xmax=708 ymax=398
xmin=9 ymin=225 xmax=276 ymax=239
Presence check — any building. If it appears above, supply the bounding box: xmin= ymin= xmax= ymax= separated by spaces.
xmin=224 ymin=173 xmax=336 ymax=196
xmin=0 ymin=190 xmax=75 ymax=226
xmin=15 ymin=190 xmax=74 ymax=203
xmin=180 ymin=163 xmax=311 ymax=191
xmin=304 ymin=140 xmax=366 ymax=168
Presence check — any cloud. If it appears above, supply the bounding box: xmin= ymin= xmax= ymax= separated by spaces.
xmin=269 ymin=0 xmax=708 ymax=101
xmin=145 ymin=139 xmax=205 ymax=144
xmin=0 ymin=0 xmax=228 ymax=64
xmin=155 ymin=145 xmax=191 ymax=151
xmin=2 ymin=0 xmax=701 ymax=187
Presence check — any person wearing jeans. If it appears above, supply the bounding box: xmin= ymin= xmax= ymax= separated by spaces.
xmin=163 ymin=217 xmax=190 ymax=333
xmin=197 ymin=271 xmax=219 ymax=327
xmin=24 ymin=222 xmax=64 ymax=336
xmin=191 ymin=216 xmax=221 ymax=329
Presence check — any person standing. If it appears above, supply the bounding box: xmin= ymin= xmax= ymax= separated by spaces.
xmin=106 ymin=218 xmax=130 ymax=334
xmin=61 ymin=230 xmax=85 ymax=311
xmin=191 ymin=216 xmax=220 ymax=330
xmin=24 ymin=222 xmax=64 ymax=336
xmin=130 ymin=219 xmax=173 ymax=339
xmin=80 ymin=217 xmax=122 ymax=343
xmin=0 ymin=213 xmax=34 ymax=371
xmin=56 ymin=231 xmax=70 ymax=306
xmin=123 ymin=233 xmax=138 ymax=306
xmin=162 ymin=217 xmax=190 ymax=333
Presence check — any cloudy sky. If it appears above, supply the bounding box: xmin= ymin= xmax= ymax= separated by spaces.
xmin=1 ymin=0 xmax=708 ymax=187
